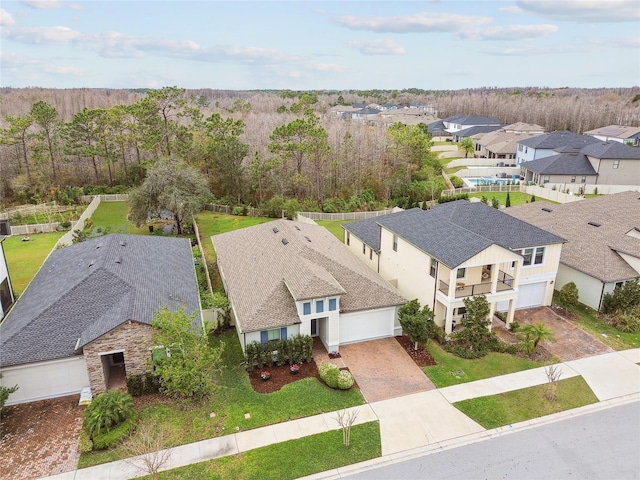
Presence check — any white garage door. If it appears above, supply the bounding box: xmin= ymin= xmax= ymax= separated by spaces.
xmin=517 ymin=282 xmax=547 ymax=309
xmin=0 ymin=356 xmax=89 ymax=405
xmin=339 ymin=308 xmax=395 ymax=344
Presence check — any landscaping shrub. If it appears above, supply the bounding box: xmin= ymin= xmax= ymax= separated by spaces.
xmin=78 ymin=429 xmax=93 ymax=453
xmin=126 ymin=374 xmax=144 ymax=397
xmin=323 ymin=368 xmax=340 ymax=389
xmin=60 ymin=220 xmax=72 ymax=228
xmin=91 ymin=414 xmax=137 ymax=450
xmin=83 ymin=390 xmax=134 ymax=438
xmin=601 ymin=281 xmax=640 ymax=314
xmin=337 ymin=370 xmax=355 ymax=390
xmin=143 ymin=372 xmax=161 ymax=394
xmin=437 ymin=193 xmax=469 ymax=204
xmin=318 ymin=361 xmax=339 ymax=381
xmin=608 ymin=306 xmax=640 ymax=333
xmin=245 ymin=335 xmax=313 ymax=368
xmin=449 ymin=175 xmax=464 ymax=188
xmin=558 ymin=282 xmax=579 ymax=308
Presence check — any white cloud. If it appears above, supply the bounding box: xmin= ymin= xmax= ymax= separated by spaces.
xmin=20 ymin=0 xmax=81 ymax=10
xmin=484 ymin=35 xmax=640 ymax=55
xmin=304 ymin=62 xmax=345 ymax=73
xmin=1 ymin=25 xmax=83 ymax=43
xmin=346 ymin=38 xmax=406 ymax=55
xmin=337 ymin=11 xmax=492 ymax=33
xmin=44 ymin=64 xmax=85 ymax=75
xmin=500 ymin=6 xmax=524 ymax=14
xmin=517 ymin=0 xmax=640 ymax=22
xmin=459 ymin=24 xmax=559 ymax=41
xmin=0 ymin=8 xmax=15 ymax=26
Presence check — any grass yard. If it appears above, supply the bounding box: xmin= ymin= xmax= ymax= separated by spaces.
xmin=79 ymin=329 xmax=365 ymax=468
xmin=423 ymin=342 xmax=554 ymax=388
xmin=89 ymin=201 xmax=149 ymax=235
xmin=315 ymin=219 xmax=354 ymax=240
xmin=194 ymin=212 xmax=273 ymax=264
xmin=146 ymin=421 xmax=381 ymax=480
xmin=2 ymin=232 xmax=64 ymax=295
xmin=466 ymin=192 xmax=553 ymax=207
xmin=454 ymin=376 xmax=598 ymax=429
xmin=554 ymin=293 xmax=640 ymax=350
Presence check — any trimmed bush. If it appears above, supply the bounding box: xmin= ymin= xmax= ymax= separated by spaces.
xmin=126 ymin=374 xmax=144 ymax=397
xmin=83 ymin=390 xmax=134 ymax=438
xmin=143 ymin=372 xmax=161 ymax=394
xmin=92 ymin=413 xmax=137 ymax=450
xmin=78 ymin=429 xmax=93 ymax=453
xmin=323 ymin=368 xmax=340 ymax=389
xmin=318 ymin=362 xmax=339 ymax=380
xmin=337 ymin=370 xmax=354 ymax=390
xmin=558 ymin=282 xmax=579 ymax=308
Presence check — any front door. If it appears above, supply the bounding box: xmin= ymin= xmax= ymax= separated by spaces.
xmin=311 ymin=318 xmax=318 ymax=336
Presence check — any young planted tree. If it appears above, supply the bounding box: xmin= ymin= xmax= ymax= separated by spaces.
xmin=505 ymin=192 xmax=511 ymax=207
xmin=151 ymin=307 xmax=225 ymax=401
xmin=335 ymin=409 xmax=359 ymax=448
xmin=454 ymin=295 xmax=497 ymax=356
xmin=459 ymin=137 xmax=474 ymax=158
xmin=558 ymin=281 xmax=579 ymax=308
xmin=128 ymin=157 xmax=210 ymax=235
xmin=0 ymin=374 xmax=19 ymax=413
xmin=518 ymin=323 xmax=556 ymax=355
xmin=398 ymin=299 xmax=435 ymax=350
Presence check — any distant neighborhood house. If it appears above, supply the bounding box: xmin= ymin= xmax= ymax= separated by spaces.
xmin=583 ymin=125 xmax=640 ymax=147
xmin=0 ymin=234 xmax=201 ymax=405
xmin=506 ymin=191 xmax=640 ymax=311
xmin=212 ymin=219 xmax=407 ymax=355
xmin=471 ymin=123 xmax=545 ymax=160
xmin=343 ymin=202 xmax=565 ymax=334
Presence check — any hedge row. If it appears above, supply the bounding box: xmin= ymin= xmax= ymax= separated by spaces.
xmin=125 ymin=372 xmax=161 ymax=397
xmin=245 ymin=334 xmax=313 ymax=369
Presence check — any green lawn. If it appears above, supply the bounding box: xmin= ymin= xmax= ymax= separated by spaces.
xmin=423 ymin=342 xmax=555 ymax=388
xmin=454 ymin=376 xmax=599 ymax=429
xmin=89 ymin=201 xmax=149 ymax=235
xmin=2 ymin=232 xmax=64 ymax=295
xmin=146 ymin=421 xmax=381 ymax=480
xmin=79 ymin=329 xmax=365 ymax=468
xmin=315 ymin=220 xmax=354 ymax=240
xmin=554 ymin=293 xmax=640 ymax=350
xmin=466 ymin=192 xmax=554 ymax=207
xmin=194 ymin=212 xmax=273 ymax=264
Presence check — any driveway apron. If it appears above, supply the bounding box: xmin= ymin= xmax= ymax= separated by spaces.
xmin=339 ymin=337 xmax=436 ymax=403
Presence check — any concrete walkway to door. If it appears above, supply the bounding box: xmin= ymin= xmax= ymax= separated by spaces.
xmin=338 ymin=338 xmax=436 ymax=403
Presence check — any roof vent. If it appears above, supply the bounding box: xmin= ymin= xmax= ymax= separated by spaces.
xmin=281 ymin=238 xmax=289 ymax=245
xmin=119 ymin=240 xmax=126 ymax=247
xmin=272 ymin=227 xmax=279 ymax=233
xmin=95 ymin=244 xmax=102 ymax=249
xmin=295 ymin=226 xmax=301 ymax=231
xmin=115 ymin=257 xmax=123 ymax=264
xmin=587 ymin=221 xmax=601 ymax=227
xmin=88 ymin=259 xmax=95 ymax=267
xmin=304 ymin=236 xmax=311 ymax=242
xmin=542 ymin=207 xmax=553 ymax=212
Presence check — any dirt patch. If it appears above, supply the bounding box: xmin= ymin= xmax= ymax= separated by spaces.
xmin=395 ymin=335 xmax=438 ymax=367
xmin=0 ymin=395 xmax=83 ymax=480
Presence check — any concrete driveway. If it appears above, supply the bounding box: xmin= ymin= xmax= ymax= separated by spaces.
xmin=514 ymin=307 xmax=613 ymax=361
xmin=339 ymin=337 xmax=436 ymax=403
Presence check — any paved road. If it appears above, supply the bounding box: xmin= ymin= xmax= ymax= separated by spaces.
xmin=344 ymin=401 xmax=640 ymax=480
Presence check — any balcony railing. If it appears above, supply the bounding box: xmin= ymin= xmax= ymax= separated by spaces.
xmin=438 ymin=270 xmax=514 ymax=299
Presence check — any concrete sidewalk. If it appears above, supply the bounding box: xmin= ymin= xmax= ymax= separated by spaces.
xmin=39 ymin=348 xmax=640 ymax=480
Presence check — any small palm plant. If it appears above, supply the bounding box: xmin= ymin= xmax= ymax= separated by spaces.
xmin=518 ymin=323 xmax=556 ymax=355
xmin=83 ymin=390 xmax=134 ymax=438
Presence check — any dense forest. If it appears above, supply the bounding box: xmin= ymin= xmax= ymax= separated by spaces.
xmin=1 ymin=86 xmax=638 ymax=211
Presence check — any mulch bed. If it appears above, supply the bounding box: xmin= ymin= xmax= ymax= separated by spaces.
xmin=395 ymin=335 xmax=438 ymax=367
xmin=249 ymin=361 xmax=322 ymax=394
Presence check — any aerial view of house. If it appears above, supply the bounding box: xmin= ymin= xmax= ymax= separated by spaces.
xmin=584 ymin=125 xmax=640 ymax=147
xmin=515 ymin=130 xmax=600 ymax=165
xmin=0 ymin=234 xmax=200 ymax=405
xmin=505 ymin=191 xmax=640 ymax=311
xmin=343 ymin=202 xmax=565 ymax=334
xmin=212 ymin=219 xmax=407 ymax=354
xmin=0 ymin=236 xmax=15 ymax=322
xmin=471 ymin=122 xmax=545 ymax=160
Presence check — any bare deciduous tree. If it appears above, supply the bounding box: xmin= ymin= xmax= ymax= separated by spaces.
xmin=335 ymin=408 xmax=359 ymax=448
xmin=122 ymin=422 xmax=173 ymax=479
xmin=544 ymin=365 xmax=563 ymax=402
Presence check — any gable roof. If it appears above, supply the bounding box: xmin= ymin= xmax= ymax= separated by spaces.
xmin=345 ymin=202 xmax=564 ymax=269
xmin=505 ymin=192 xmax=640 ymax=283
xmin=581 ymin=141 xmax=640 ymax=159
xmin=444 ymin=114 xmax=501 ymax=126
xmin=518 ymin=131 xmax=600 ymax=150
xmin=0 ymin=234 xmax=200 ymax=367
xmin=212 ymin=219 xmax=407 ymax=334
xmin=454 ymin=125 xmax=503 ymax=138
xmin=520 ymin=152 xmax=598 ymax=175
xmin=583 ymin=125 xmax=640 ymax=140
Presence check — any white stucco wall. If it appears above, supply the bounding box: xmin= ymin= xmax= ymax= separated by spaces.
xmin=555 ymin=264 xmax=605 ymax=311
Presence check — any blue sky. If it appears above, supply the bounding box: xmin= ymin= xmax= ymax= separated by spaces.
xmin=1 ymin=0 xmax=639 ymax=90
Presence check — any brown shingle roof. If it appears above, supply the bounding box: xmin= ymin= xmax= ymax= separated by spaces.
xmin=212 ymin=219 xmax=407 ymax=333
xmin=505 ymin=192 xmax=640 ymax=283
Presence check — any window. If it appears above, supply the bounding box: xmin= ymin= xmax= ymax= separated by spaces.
xmin=457 ymin=268 xmax=466 ymax=279
xmin=543 ymin=176 xmax=550 ymax=184
xmin=316 ymin=300 xmax=324 ymax=313
xmin=362 ymin=243 xmax=366 ymax=254
xmin=613 ymin=160 xmax=619 ymax=169
xmin=346 ymin=232 xmax=350 ymax=246
xmin=392 ymin=235 xmax=398 ymax=252
xmin=430 ymin=258 xmax=438 ymax=278
xmin=581 ymin=176 xmax=586 ymax=183
xmin=369 ymin=248 xmax=373 ymax=260
xmin=0 ymin=278 xmax=12 ymax=314
xmin=261 ymin=327 xmax=287 ymax=347
xmin=615 ymin=282 xmax=623 ymax=289
xmin=520 ymin=247 xmax=545 ymax=266
xmin=570 ymin=176 xmax=576 ymax=183
xmin=329 ymin=298 xmax=337 ymax=311
xmin=303 ymin=302 xmax=311 ymax=315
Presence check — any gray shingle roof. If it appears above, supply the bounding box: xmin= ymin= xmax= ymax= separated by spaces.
xmin=518 ymin=131 xmax=600 ymax=150
xmin=454 ymin=125 xmax=503 ymax=137
xmin=520 ymin=152 xmax=598 ymax=175
xmin=212 ymin=220 xmax=407 ymax=334
xmin=445 ymin=114 xmax=501 ymax=125
xmin=346 ymin=202 xmax=564 ymax=269
xmin=505 ymin=192 xmax=640 ymax=283
xmin=0 ymin=234 xmax=200 ymax=367
xmin=581 ymin=141 xmax=640 ymax=159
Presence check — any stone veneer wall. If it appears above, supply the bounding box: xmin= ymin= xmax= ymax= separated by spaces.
xmin=83 ymin=321 xmax=153 ymax=396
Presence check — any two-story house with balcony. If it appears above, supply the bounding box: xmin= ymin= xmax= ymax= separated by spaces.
xmin=343 ymin=202 xmax=565 ymax=334
xmin=0 ymin=236 xmax=15 ymax=322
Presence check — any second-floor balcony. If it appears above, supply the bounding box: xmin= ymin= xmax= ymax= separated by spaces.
xmin=438 ymin=271 xmax=514 ymax=299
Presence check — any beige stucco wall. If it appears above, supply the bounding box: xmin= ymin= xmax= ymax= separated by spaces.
xmin=588 ymin=157 xmax=640 ymax=186
xmin=345 ymin=233 xmax=379 ymax=272
xmin=555 ymin=264 xmax=604 ymax=311
xmin=83 ymin=321 xmax=153 ymax=396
